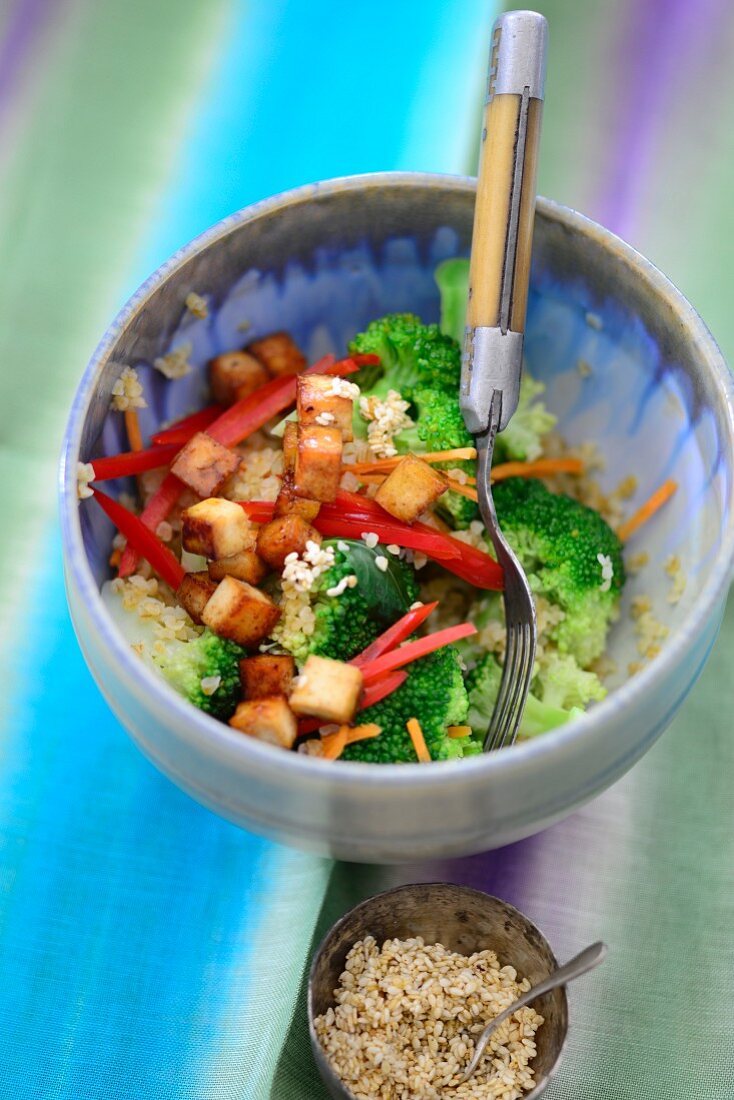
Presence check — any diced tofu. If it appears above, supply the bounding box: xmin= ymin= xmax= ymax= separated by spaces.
xmin=176 ymin=571 xmax=218 ymax=624
xmin=294 ymin=425 xmax=343 ymax=503
xmin=229 ymin=696 xmax=297 ymax=749
xmin=247 ymin=332 xmax=306 ymax=377
xmin=208 ymin=549 xmax=268 ymax=585
xmin=240 ymin=654 xmax=295 ymax=699
xmin=273 ymin=476 xmax=321 ymax=522
xmin=170 ymin=431 xmax=241 ymax=497
xmin=288 ymin=655 xmax=363 ymax=725
xmin=208 ymin=351 xmax=270 ymax=405
xmin=297 ymin=374 xmax=354 ymax=441
xmin=256 ymin=514 xmax=322 ymax=570
xmin=182 ymin=498 xmax=254 ymax=560
xmin=374 ymin=454 xmax=448 ymax=523
xmin=282 ymin=422 xmax=298 ymax=474
xmin=201 ymin=576 xmax=281 ymax=646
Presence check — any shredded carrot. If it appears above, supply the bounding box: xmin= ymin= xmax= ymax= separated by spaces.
xmin=348 ymin=447 xmax=477 ymax=475
xmin=617 ymin=479 xmax=677 ymax=542
xmin=353 ymin=473 xmax=386 ymax=486
xmin=124 ymin=408 xmax=144 ymax=453
xmin=490 ymin=457 xmax=585 ymax=481
xmin=447 ymin=725 xmax=472 ymax=738
xmin=345 ymin=723 xmax=382 ymax=745
xmin=406 ymin=718 xmax=431 ymax=763
xmin=109 ymin=548 xmax=122 ymax=568
xmin=320 ymin=727 xmax=349 ymax=760
xmin=445 ymin=477 xmax=479 ymax=502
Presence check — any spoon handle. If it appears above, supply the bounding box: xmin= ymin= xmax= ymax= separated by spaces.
xmin=460 ymin=941 xmax=607 ymax=1083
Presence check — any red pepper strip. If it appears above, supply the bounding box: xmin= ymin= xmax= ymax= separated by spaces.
xmin=313 ymin=517 xmax=461 ymax=560
xmin=93 ymin=487 xmax=185 ymax=590
xmin=351 ymin=603 xmax=438 ymax=667
xmin=151 ymin=404 xmax=223 ymax=445
xmin=118 ymin=472 xmax=185 ymax=577
xmin=359 ymin=622 xmax=478 ymax=684
xmin=297 ymin=669 xmax=407 ymax=737
xmin=91 ymin=443 xmax=181 ymax=481
xmin=119 ymin=355 xmax=358 ymax=574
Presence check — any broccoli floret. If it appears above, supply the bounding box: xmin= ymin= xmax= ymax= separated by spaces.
xmin=342 ymin=646 xmax=472 ymax=763
xmin=275 ymin=540 xmax=419 ymax=664
xmin=349 ymin=313 xmax=461 ymax=397
xmin=493 ymin=375 xmax=556 ymax=462
xmin=434 ymin=257 xmax=470 ymax=346
xmin=466 ymin=653 xmax=582 ymax=742
xmin=154 ymin=629 xmax=245 ymax=720
xmin=493 ymin=477 xmax=625 ymax=666
xmin=537 ymin=652 xmax=606 ymax=710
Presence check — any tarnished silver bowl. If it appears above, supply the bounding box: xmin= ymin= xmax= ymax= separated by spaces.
xmin=308 ymin=883 xmax=568 ymax=1099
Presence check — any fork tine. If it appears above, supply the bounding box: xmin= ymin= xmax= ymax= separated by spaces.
xmin=502 ymin=622 xmax=534 ymax=747
xmin=485 ymin=620 xmax=520 ymax=751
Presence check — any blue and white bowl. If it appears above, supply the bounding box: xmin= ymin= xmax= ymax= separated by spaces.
xmin=60 ymin=173 xmax=734 ymax=862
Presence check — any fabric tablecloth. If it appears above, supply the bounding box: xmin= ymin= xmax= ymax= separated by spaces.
xmin=1 ymin=1 xmax=732 ymax=1096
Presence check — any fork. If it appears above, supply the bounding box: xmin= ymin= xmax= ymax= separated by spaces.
xmin=460 ymin=11 xmax=548 ymax=750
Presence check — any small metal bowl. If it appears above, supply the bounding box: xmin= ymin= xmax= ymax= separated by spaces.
xmin=308 ymin=882 xmax=568 ymax=1099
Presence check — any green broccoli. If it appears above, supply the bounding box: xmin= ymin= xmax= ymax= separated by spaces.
xmin=465 ymin=653 xmax=583 ymax=741
xmin=154 ymin=629 xmax=245 ymax=720
xmin=274 ymin=540 xmax=419 ymax=664
xmin=342 ymin=646 xmax=476 ymax=763
xmin=537 ymin=652 xmax=606 ymax=710
xmin=493 ymin=477 xmax=625 ymax=667
xmin=493 ymin=374 xmax=557 ymax=462
xmin=349 ymin=313 xmax=461 ymax=397
xmin=434 ymin=257 xmax=470 ymax=346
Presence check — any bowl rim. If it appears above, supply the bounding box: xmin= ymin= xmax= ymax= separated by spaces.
xmin=60 ymin=169 xmax=734 ymax=790
xmin=305 ymin=881 xmax=569 ymax=1100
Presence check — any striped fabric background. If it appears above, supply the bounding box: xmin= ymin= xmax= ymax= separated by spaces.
xmin=0 ymin=1 xmax=732 ymax=1097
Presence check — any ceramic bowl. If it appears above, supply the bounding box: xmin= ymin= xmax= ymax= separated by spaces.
xmin=308 ymin=883 xmax=568 ymax=1099
xmin=60 ymin=172 xmax=734 ymax=862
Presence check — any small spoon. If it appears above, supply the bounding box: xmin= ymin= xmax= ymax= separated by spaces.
xmin=458 ymin=941 xmax=608 ymax=1084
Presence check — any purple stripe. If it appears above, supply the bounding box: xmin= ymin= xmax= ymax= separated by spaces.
xmin=0 ymin=0 xmax=58 ymax=120
xmin=594 ymin=0 xmax=728 ymax=241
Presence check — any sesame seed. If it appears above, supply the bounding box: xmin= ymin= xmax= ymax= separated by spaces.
xmin=375 ymin=556 xmax=389 ymax=572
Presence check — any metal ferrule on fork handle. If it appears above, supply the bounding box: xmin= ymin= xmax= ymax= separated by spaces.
xmin=460 ymin=10 xmax=547 ymax=434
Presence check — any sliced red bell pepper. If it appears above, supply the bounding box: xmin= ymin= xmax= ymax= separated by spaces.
xmin=91 ymin=443 xmax=181 ymax=481
xmin=310 ymin=517 xmax=460 ymax=560
xmin=359 ymin=622 xmax=477 ymax=683
xmin=151 ymin=404 xmax=223 ymax=445
xmin=350 ymin=602 xmax=438 ymax=667
xmin=93 ymin=487 xmax=185 ymax=590
xmin=118 ymin=471 xmax=184 ymax=577
xmin=296 ymin=669 xmax=407 ymax=737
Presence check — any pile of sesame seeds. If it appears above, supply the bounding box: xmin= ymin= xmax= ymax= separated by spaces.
xmin=359 ymin=389 xmax=414 ymax=458
xmin=314 ymin=935 xmax=542 ymax=1100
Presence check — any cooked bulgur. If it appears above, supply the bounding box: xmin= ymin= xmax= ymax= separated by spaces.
xmin=314 ymin=935 xmax=542 ymax=1100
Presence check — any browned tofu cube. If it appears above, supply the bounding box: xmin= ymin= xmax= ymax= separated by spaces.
xmin=201 ymin=576 xmax=281 ymax=646
xmin=247 ymin=332 xmax=306 ymax=377
xmin=273 ymin=476 xmax=321 ymax=522
xmin=170 ymin=431 xmax=241 ymax=497
xmin=182 ymin=498 xmax=254 ymax=560
xmin=176 ymin=571 xmax=218 ymax=624
xmin=294 ymin=425 xmax=343 ymax=503
xmin=374 ymin=454 xmax=448 ymax=523
xmin=297 ymin=374 xmax=354 ymax=441
xmin=240 ymin=654 xmax=295 ymax=699
xmin=282 ymin=421 xmax=298 ymax=474
xmin=208 ymin=351 xmax=270 ymax=405
xmin=288 ymin=655 xmax=363 ymax=725
xmin=256 ymin=514 xmax=322 ymax=570
xmin=208 ymin=549 xmax=268 ymax=585
xmin=229 ymin=696 xmax=297 ymax=749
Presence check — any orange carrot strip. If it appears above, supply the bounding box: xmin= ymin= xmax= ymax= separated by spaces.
xmin=407 ymin=718 xmax=431 ymax=762
xmin=348 ymin=447 xmax=477 ymax=475
xmin=447 ymin=725 xmax=472 ymax=738
xmin=124 ymin=408 xmax=144 ymax=452
xmin=490 ymin=457 xmax=585 ymax=482
xmin=319 ymin=727 xmax=349 ymax=760
xmin=617 ymin=480 xmax=678 ymax=542
xmin=344 ymin=723 xmax=382 ymax=745
xmin=445 ymin=478 xmax=479 ymax=502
